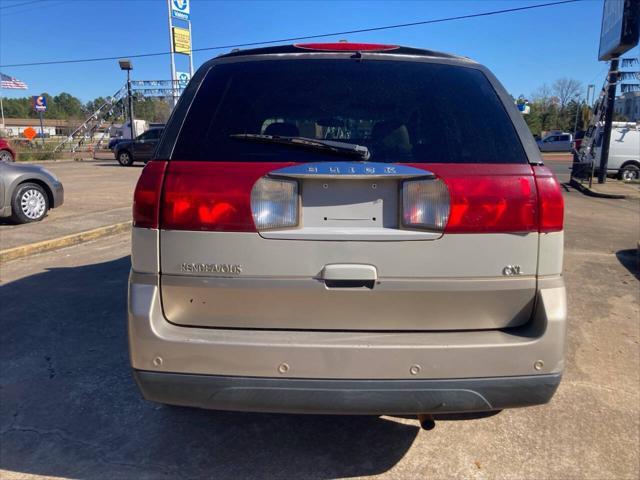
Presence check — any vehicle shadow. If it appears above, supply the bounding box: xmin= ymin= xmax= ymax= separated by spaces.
xmin=0 ymin=257 xmax=419 ymax=479
xmin=616 ymin=248 xmax=639 ymax=280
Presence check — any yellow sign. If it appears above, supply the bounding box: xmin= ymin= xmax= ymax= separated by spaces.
xmin=172 ymin=27 xmax=191 ymax=55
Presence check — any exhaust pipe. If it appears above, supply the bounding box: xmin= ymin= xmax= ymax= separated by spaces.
xmin=417 ymin=413 xmax=435 ymax=430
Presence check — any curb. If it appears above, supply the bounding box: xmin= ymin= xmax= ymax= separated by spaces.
xmin=569 ymin=178 xmax=627 ymax=199
xmin=0 ymin=221 xmax=131 ymax=263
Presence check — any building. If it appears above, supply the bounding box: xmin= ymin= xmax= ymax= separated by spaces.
xmin=614 ymin=91 xmax=640 ymax=122
xmin=0 ymin=118 xmax=73 ymax=137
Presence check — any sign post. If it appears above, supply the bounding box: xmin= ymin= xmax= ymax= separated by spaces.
xmin=167 ymin=0 xmax=193 ymax=108
xmin=33 ymin=95 xmax=47 ymax=146
xmin=596 ymin=0 xmax=639 ymax=183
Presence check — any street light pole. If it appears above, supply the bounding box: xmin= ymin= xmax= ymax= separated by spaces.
xmin=587 ymin=84 xmax=595 ymax=106
xmin=573 ymin=94 xmax=581 ymax=134
xmin=119 ymin=59 xmax=135 ymax=141
xmin=127 ymin=69 xmax=135 ymax=140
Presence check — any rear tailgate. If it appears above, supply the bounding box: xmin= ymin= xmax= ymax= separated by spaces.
xmin=152 ymin=53 xmax=550 ymax=331
xmin=159 ymin=161 xmax=539 ymax=330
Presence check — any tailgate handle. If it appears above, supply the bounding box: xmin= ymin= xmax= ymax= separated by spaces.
xmin=321 ymin=264 xmax=377 ymax=289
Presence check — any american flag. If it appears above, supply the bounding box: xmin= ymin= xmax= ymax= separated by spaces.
xmin=1 ymin=73 xmax=28 ymax=89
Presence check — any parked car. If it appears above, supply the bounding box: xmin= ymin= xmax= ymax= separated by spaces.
xmin=579 ymin=122 xmax=640 ymax=181
xmin=108 ymin=137 xmax=122 ymax=151
xmin=0 ymin=161 xmax=64 ymax=223
xmin=128 ymin=43 xmax=566 ymax=422
xmin=0 ymin=138 xmax=16 ymax=162
xmin=114 ymin=127 xmax=164 ymax=166
xmin=537 ymin=132 xmax=573 ymax=151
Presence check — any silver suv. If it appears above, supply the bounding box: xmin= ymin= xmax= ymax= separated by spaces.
xmin=129 ymin=43 xmax=566 ymax=418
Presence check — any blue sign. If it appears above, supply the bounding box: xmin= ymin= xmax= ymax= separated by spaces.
xmin=176 ymin=71 xmax=191 ymax=88
xmin=171 ymin=0 xmax=190 ymax=20
xmin=270 ymin=162 xmax=433 ymax=179
xmin=33 ymin=95 xmax=47 ymax=112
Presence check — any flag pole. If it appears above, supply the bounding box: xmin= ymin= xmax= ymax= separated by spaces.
xmin=0 ymin=88 xmax=5 ymax=129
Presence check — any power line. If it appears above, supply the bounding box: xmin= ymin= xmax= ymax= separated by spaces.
xmin=0 ymin=0 xmax=581 ymax=68
xmin=0 ymin=0 xmax=47 ymax=11
xmin=0 ymin=0 xmax=65 ymax=18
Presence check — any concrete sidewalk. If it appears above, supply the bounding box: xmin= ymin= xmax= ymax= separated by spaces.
xmin=0 ymin=160 xmax=141 ymax=260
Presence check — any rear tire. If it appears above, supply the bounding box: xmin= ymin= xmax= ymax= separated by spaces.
xmin=117 ymin=150 xmax=134 ymax=166
xmin=0 ymin=149 xmax=14 ymax=162
xmin=619 ymin=163 xmax=640 ymax=182
xmin=10 ymin=183 xmax=49 ymax=223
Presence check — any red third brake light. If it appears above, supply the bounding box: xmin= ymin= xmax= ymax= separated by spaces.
xmin=533 ymin=165 xmax=564 ymax=232
xmin=294 ymin=43 xmax=399 ymax=52
xmin=133 ymin=160 xmax=167 ymax=229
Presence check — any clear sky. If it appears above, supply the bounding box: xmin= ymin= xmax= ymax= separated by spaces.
xmin=0 ymin=0 xmax=637 ymax=102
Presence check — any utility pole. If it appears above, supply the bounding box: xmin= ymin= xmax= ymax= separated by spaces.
xmin=597 ymin=58 xmax=619 ymax=184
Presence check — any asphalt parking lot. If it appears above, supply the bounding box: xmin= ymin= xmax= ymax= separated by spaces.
xmin=0 ymin=160 xmax=638 ymax=479
xmin=0 ymin=159 xmax=141 ymax=250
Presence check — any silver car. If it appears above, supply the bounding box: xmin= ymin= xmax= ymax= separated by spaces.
xmin=0 ymin=161 xmax=64 ymax=223
xmin=537 ymin=132 xmax=573 ymax=152
xmin=129 ymin=43 xmax=566 ymax=421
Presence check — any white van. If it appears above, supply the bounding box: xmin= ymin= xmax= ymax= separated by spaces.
xmin=584 ymin=122 xmax=640 ymax=181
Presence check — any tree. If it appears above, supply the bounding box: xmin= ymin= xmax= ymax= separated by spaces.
xmin=552 ymin=78 xmax=583 ymax=111
xmin=52 ymin=92 xmax=84 ymax=119
xmin=532 ymin=83 xmax=554 ymax=110
xmin=521 ymin=78 xmax=586 ymax=136
xmin=131 ymin=96 xmax=172 ymax=123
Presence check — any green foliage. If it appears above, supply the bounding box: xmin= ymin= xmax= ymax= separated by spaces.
xmin=2 ymin=92 xmax=171 ymax=123
xmin=2 ymin=93 xmax=85 ymax=120
xmin=131 ymin=96 xmax=172 ymax=123
xmin=519 ymin=78 xmax=586 ymax=137
xmin=15 ymin=142 xmax=62 ymax=161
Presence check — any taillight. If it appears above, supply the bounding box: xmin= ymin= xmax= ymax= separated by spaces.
xmin=251 ymin=177 xmax=299 ymax=230
xmin=401 ymin=178 xmax=450 ymax=231
xmin=160 ymin=162 xmax=293 ymax=231
xmin=533 ymin=166 xmax=564 ymax=232
xmin=133 ymin=160 xmax=167 ymax=228
xmin=444 ymin=175 xmax=538 ymax=233
xmin=406 ymin=164 xmax=540 ymax=234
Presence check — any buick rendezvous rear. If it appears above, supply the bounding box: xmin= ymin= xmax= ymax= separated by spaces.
xmin=128 ymin=43 xmax=566 ymax=417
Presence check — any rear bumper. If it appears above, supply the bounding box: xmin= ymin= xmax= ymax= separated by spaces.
xmin=128 ymin=271 xmax=567 ymax=412
xmin=134 ymin=370 xmax=561 ymax=414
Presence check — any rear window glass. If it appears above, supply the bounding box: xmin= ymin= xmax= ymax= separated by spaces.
xmin=171 ymin=59 xmax=527 ymax=163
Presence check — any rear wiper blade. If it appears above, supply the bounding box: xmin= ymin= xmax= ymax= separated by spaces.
xmin=229 ymin=134 xmax=370 ymax=160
